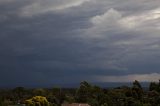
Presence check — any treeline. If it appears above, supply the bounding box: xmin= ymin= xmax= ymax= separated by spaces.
xmin=1 ymin=80 xmax=160 ymax=106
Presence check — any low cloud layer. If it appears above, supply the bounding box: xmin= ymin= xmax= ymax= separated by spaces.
xmin=96 ymin=73 xmax=160 ymax=82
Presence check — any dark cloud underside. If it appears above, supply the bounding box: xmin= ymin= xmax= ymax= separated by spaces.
xmin=0 ymin=0 xmax=160 ymax=87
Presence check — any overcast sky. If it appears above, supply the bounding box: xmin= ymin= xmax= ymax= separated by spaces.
xmin=1 ymin=0 xmax=160 ymax=87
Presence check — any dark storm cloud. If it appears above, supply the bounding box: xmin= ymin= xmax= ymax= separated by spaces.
xmin=1 ymin=0 xmax=160 ymax=86
xmin=0 ymin=0 xmax=97 ymax=86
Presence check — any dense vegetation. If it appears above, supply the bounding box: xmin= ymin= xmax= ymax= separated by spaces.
xmin=1 ymin=80 xmax=160 ymax=106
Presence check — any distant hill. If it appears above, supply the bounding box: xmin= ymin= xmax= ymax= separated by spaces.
xmin=0 ymin=82 xmax=150 ymax=89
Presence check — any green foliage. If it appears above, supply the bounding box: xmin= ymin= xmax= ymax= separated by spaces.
xmin=133 ymin=80 xmax=142 ymax=89
xmin=33 ymin=89 xmax=47 ymax=96
xmin=25 ymin=96 xmax=50 ymax=106
xmin=149 ymin=82 xmax=160 ymax=92
xmin=76 ymin=81 xmax=92 ymax=103
xmin=2 ymin=80 xmax=160 ymax=106
xmin=87 ymin=98 xmax=99 ymax=106
xmin=143 ymin=103 xmax=152 ymax=106
xmin=76 ymin=81 xmax=112 ymax=106
xmin=65 ymin=95 xmax=75 ymax=103
xmin=101 ymin=103 xmax=108 ymax=106
xmin=132 ymin=80 xmax=143 ymax=100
